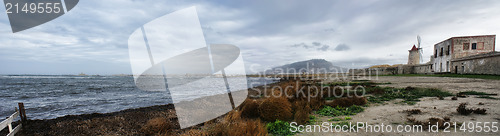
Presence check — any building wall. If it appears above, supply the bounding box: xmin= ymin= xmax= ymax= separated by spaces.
xmin=408 ymin=50 xmax=420 ymax=65
xmin=413 ymin=64 xmax=432 ymax=74
xmin=451 ymin=36 xmax=495 ymax=59
xmin=450 ymin=52 xmax=500 ymax=75
xmin=432 ymin=39 xmax=452 ymax=72
xmin=397 ymin=65 xmax=413 ymax=74
xmin=350 ymin=35 xmax=498 ymax=76
xmin=349 ymin=67 xmax=398 ymax=76
xmin=431 ymin=35 xmax=495 ymax=73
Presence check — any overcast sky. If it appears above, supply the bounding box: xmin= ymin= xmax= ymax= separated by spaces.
xmin=0 ymin=0 xmax=499 ymax=75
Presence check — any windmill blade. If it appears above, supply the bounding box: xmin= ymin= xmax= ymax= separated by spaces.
xmin=417 ymin=35 xmax=423 ymax=63
xmin=417 ymin=35 xmax=421 ymax=48
xmin=419 ymin=49 xmax=424 ymax=63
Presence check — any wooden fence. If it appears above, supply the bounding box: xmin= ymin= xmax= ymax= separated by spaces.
xmin=0 ymin=103 xmax=26 ymax=136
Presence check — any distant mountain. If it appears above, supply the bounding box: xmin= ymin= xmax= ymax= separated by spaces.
xmin=263 ymin=59 xmax=348 ymax=74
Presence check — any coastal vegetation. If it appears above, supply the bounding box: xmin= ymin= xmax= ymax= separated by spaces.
xmin=383 ymin=74 xmax=500 ymax=80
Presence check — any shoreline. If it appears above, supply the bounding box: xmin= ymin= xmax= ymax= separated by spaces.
xmin=1 ymin=80 xmax=283 ymax=136
xmin=3 ymin=76 xmax=499 ymax=135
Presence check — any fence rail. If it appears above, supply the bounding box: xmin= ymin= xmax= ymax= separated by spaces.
xmin=1 ymin=103 xmax=25 ymax=136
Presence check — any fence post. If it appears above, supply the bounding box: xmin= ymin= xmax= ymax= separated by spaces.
xmin=18 ymin=103 xmax=27 ymax=122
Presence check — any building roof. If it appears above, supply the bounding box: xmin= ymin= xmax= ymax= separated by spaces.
xmin=410 ymin=45 xmax=418 ymax=51
xmin=434 ymin=35 xmax=496 ymax=45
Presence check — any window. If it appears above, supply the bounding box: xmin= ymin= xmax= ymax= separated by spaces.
xmin=463 ymin=43 xmax=469 ymax=50
xmin=434 ymin=49 xmax=437 ymax=58
xmin=472 ymin=43 xmax=477 ymax=50
xmin=477 ymin=42 xmax=484 ymax=50
xmin=446 ymin=61 xmax=449 ymax=71
xmin=440 ymin=63 xmax=442 ymax=72
xmin=446 ymin=45 xmax=450 ymax=55
xmin=440 ymin=47 xmax=443 ymax=56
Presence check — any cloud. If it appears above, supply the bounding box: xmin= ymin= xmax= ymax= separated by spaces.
xmin=1 ymin=0 xmax=500 ymax=74
xmin=334 ymin=44 xmax=350 ymax=51
xmin=317 ymin=45 xmax=330 ymax=51
xmin=290 ymin=42 xmax=332 ymax=51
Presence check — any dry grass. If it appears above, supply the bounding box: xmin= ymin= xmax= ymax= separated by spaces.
xmin=292 ymin=101 xmax=312 ymax=125
xmin=141 ymin=117 xmax=176 ymax=135
xmin=224 ymin=110 xmax=242 ymax=121
xmin=240 ymin=99 xmax=261 ymax=119
xmin=457 ymin=103 xmax=474 ymax=115
xmin=407 ymin=117 xmax=448 ymax=129
xmin=258 ymin=96 xmax=293 ymax=122
xmin=210 ymin=119 xmax=267 ymax=136
xmin=206 ymin=112 xmax=268 ymax=136
xmin=309 ymin=96 xmax=325 ymax=110
xmin=473 ymin=108 xmax=487 ymax=115
xmin=179 ymin=129 xmax=208 ymax=136
xmin=403 ymin=109 xmax=422 ymax=115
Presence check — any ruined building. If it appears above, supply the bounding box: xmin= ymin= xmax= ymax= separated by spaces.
xmin=352 ymin=35 xmax=499 ymax=75
xmin=431 ymin=35 xmax=496 ymax=73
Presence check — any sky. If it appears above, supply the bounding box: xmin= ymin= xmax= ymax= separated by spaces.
xmin=0 ymin=0 xmax=499 ymax=75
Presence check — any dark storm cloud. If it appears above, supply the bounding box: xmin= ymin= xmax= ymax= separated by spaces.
xmin=334 ymin=44 xmax=350 ymax=51
xmin=1 ymin=0 xmax=499 ymax=74
xmin=290 ymin=42 xmax=331 ymax=51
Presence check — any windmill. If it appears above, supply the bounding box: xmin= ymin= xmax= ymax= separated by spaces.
xmin=417 ymin=35 xmax=423 ymax=64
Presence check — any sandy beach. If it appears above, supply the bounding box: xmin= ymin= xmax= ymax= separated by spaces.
xmin=299 ymin=76 xmax=500 ymax=136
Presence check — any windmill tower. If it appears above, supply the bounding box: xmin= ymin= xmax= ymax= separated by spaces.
xmin=408 ymin=35 xmax=423 ymax=65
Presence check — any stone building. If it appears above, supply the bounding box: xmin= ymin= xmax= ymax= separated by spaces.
xmin=431 ymin=35 xmax=495 ymax=73
xmin=407 ymin=45 xmax=420 ymax=65
xmin=351 ymin=35 xmax=499 ymax=75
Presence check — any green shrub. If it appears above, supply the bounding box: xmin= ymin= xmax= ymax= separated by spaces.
xmin=328 ymin=117 xmax=342 ymax=121
xmin=266 ymin=120 xmax=296 ymax=136
xmin=331 ymin=121 xmax=357 ymax=131
xmin=308 ymin=115 xmax=317 ymax=124
xmin=458 ymin=91 xmax=496 ymax=96
xmin=367 ymin=87 xmax=452 ymax=105
xmin=344 ymin=117 xmax=352 ymax=120
xmin=316 ymin=105 xmax=364 ymax=117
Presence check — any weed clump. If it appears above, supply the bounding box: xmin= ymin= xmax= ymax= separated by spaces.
xmin=180 ymin=129 xmax=208 ymax=136
xmin=141 ymin=117 xmax=176 ymax=135
xmin=456 ymin=103 xmax=488 ymax=115
xmin=403 ymin=109 xmax=422 ymax=115
xmin=266 ymin=120 xmax=296 ymax=136
xmin=292 ymin=101 xmax=312 ymax=125
xmin=258 ymin=96 xmax=293 ymax=122
xmin=368 ymin=87 xmax=452 ymax=105
xmin=473 ymin=108 xmax=487 ymax=115
xmin=326 ymin=96 xmax=367 ymax=108
xmin=240 ymin=99 xmax=261 ymax=118
xmin=316 ymin=105 xmax=364 ymax=117
xmin=209 ymin=118 xmax=267 ymax=136
xmin=407 ymin=117 xmax=448 ymax=129
xmin=458 ymin=91 xmax=497 ymax=96
xmin=457 ymin=103 xmax=474 ymax=115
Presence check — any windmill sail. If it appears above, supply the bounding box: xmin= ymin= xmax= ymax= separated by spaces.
xmin=417 ymin=35 xmax=423 ymax=63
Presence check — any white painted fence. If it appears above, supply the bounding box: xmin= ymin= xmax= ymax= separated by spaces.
xmin=0 ymin=109 xmax=22 ymax=136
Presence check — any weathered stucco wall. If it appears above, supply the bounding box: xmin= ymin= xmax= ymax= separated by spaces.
xmin=433 ymin=39 xmax=452 ymax=72
xmin=451 ymin=52 xmax=500 ymax=75
xmin=349 ymin=67 xmax=398 ymax=76
xmin=413 ymin=64 xmax=432 ymax=74
xmin=451 ymin=35 xmax=495 ymax=59
xmin=408 ymin=50 xmax=420 ymax=65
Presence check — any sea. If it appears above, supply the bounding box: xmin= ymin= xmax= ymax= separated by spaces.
xmin=0 ymin=75 xmax=277 ymax=119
